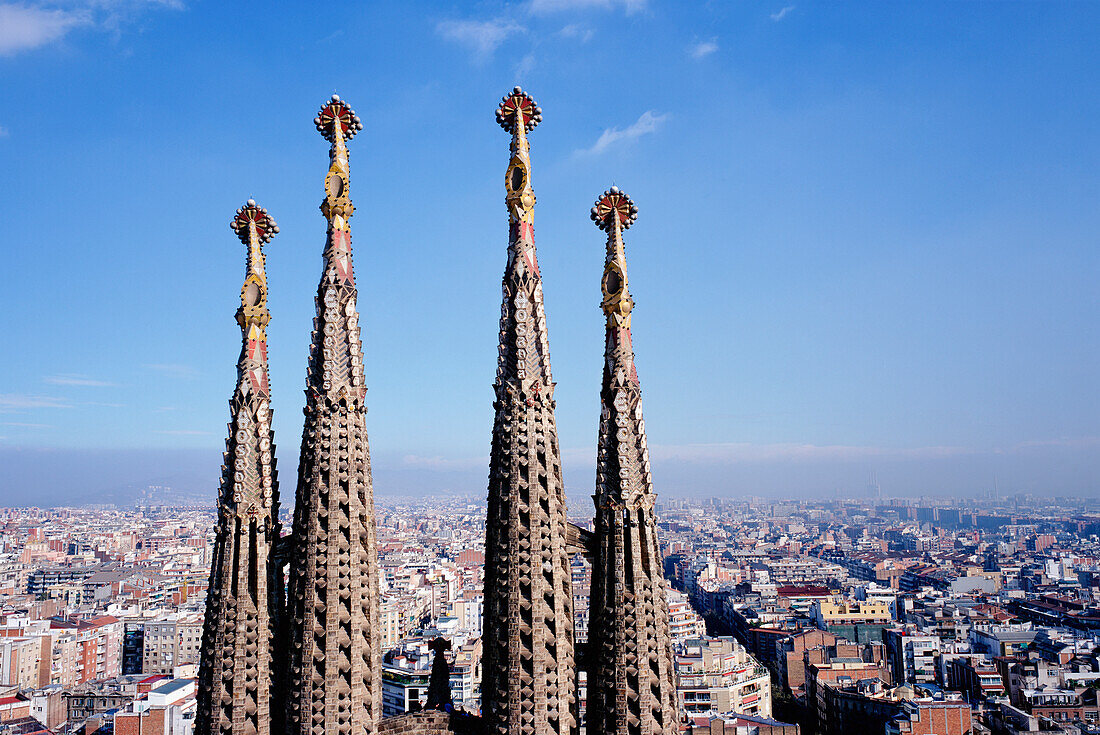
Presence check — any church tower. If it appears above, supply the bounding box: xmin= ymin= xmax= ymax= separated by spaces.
xmin=480 ymin=87 xmax=578 ymax=735
xmin=586 ymin=189 xmax=679 ymax=735
xmin=284 ymin=95 xmax=383 ymax=735
xmin=196 ymin=201 xmax=283 ymax=735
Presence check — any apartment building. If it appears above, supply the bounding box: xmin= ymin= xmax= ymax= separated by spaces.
xmin=113 ymin=678 xmax=197 ymax=735
xmin=48 ymin=616 xmax=121 ymax=684
xmin=668 ymin=591 xmax=707 ymax=643
xmin=884 ymin=629 xmax=940 ymax=685
xmin=0 ymin=636 xmax=48 ymax=689
xmin=675 ymin=637 xmax=772 ymax=719
xmin=141 ymin=614 xmax=201 ymax=676
xmin=810 ymin=599 xmax=892 ymax=644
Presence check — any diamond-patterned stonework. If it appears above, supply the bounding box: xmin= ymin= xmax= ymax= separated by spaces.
xmin=195 ymin=201 xmax=284 ymax=735
xmin=481 ymin=87 xmax=578 ymax=735
xmin=586 ymin=189 xmax=679 ymax=735
xmin=283 ymin=95 xmax=382 ymax=735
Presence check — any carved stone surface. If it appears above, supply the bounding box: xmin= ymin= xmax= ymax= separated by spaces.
xmin=586 ymin=189 xmax=679 ymax=735
xmin=195 ymin=201 xmax=283 ymax=735
xmin=481 ymin=87 xmax=578 ymax=735
xmin=283 ymin=95 xmax=382 ymax=735
xmin=377 ymin=710 xmax=484 ymax=735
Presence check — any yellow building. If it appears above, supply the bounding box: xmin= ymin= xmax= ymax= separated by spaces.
xmin=812 ymin=599 xmax=892 ymax=626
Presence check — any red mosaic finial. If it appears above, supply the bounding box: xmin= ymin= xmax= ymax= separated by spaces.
xmin=314 ymin=94 xmax=362 ymax=142
xmin=230 ymin=199 xmax=279 ymax=244
xmin=496 ymin=86 xmax=542 ymax=134
xmin=591 ymin=186 xmax=638 ymax=231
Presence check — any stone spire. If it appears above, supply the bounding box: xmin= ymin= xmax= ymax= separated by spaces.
xmin=481 ymin=87 xmax=578 ymax=735
xmin=586 ymin=189 xmax=679 ymax=735
xmin=284 ymin=95 xmax=382 ymax=735
xmin=196 ymin=200 xmax=283 ymax=735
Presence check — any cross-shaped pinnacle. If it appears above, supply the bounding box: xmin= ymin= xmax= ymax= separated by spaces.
xmin=591 ymin=186 xmax=638 ymax=231
xmin=496 ymin=86 xmax=542 ymax=134
xmin=230 ymin=199 xmax=278 ymax=244
xmin=314 ymin=94 xmax=363 ymax=142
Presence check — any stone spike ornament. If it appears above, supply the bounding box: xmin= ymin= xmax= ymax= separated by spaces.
xmin=481 ymin=87 xmax=578 ymax=735
xmin=284 ymin=95 xmax=382 ymax=735
xmin=586 ymin=189 xmax=679 ymax=735
xmin=196 ymin=201 xmax=283 ymax=735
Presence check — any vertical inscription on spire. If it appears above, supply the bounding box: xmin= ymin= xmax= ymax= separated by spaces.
xmin=587 ymin=189 xmax=679 ymax=735
xmin=284 ymin=95 xmax=381 ymax=735
xmin=482 ymin=87 xmax=578 ymax=735
xmin=196 ymin=201 xmax=283 ymax=735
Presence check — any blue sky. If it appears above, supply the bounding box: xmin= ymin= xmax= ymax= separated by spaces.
xmin=1 ymin=1 xmax=1098 ymax=504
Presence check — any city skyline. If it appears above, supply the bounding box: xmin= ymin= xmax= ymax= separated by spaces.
xmin=1 ymin=490 xmax=1098 ymax=735
xmin=2 ymin=1 xmax=1100 ymax=503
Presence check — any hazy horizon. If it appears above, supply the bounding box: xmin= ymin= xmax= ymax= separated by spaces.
xmin=2 ymin=439 xmax=1097 ymax=508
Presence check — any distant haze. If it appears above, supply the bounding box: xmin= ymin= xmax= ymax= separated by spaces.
xmin=2 ymin=441 xmax=1097 ymax=508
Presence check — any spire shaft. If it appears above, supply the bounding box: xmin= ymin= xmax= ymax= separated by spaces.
xmin=482 ymin=88 xmax=578 ymax=735
xmin=587 ymin=189 xmax=679 ymax=735
xmin=196 ymin=201 xmax=283 ymax=735
xmin=285 ymin=96 xmax=381 ymax=735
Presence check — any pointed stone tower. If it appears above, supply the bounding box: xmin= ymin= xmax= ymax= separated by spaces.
xmin=481 ymin=87 xmax=578 ymax=735
xmin=284 ymin=95 xmax=382 ymax=735
xmin=196 ymin=200 xmax=283 ymax=735
xmin=586 ymin=189 xmax=679 ymax=735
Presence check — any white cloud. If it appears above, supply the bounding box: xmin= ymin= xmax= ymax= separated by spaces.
xmin=577 ymin=110 xmax=669 ymax=156
xmin=689 ymin=38 xmax=718 ymax=59
xmin=144 ymin=363 xmax=198 ymax=380
xmin=770 ymin=5 xmax=795 ymax=21
xmin=0 ymin=4 xmax=90 ymax=56
xmin=0 ymin=1 xmax=181 ymax=57
xmin=528 ymin=0 xmax=644 ymax=15
xmin=514 ymin=52 xmax=536 ymax=80
xmin=1 ymin=422 xmax=51 ymax=428
xmin=400 ymin=453 xmax=486 ymax=470
xmin=91 ymin=0 xmax=185 ymax=10
xmin=436 ymin=18 xmax=525 ymax=61
xmin=558 ymin=24 xmax=594 ymax=42
xmin=0 ymin=394 xmax=72 ymax=411
xmin=45 ymin=373 xmax=116 ymax=387
xmin=647 ymin=442 xmax=976 ymax=464
xmin=90 ymin=0 xmax=183 ymax=39
xmin=1010 ymin=436 xmax=1100 ymax=452
xmin=640 ymin=437 xmax=1100 ymax=465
